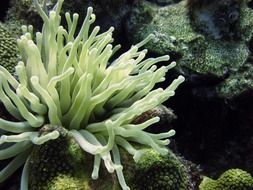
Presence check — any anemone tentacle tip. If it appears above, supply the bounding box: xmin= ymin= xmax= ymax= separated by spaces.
xmin=0 ymin=0 xmax=184 ymax=189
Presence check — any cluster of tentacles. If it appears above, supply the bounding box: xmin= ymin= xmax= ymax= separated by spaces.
xmin=0 ymin=0 xmax=184 ymax=189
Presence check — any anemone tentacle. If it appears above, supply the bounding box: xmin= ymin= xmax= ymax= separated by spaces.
xmin=0 ymin=0 xmax=184 ymax=189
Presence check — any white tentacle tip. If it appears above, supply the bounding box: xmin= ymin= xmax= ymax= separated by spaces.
xmin=0 ymin=135 xmax=7 ymax=144
xmin=73 ymin=13 xmax=79 ymax=19
xmin=31 ymin=76 xmax=39 ymax=84
xmin=87 ymin=7 xmax=93 ymax=12
xmin=170 ymin=61 xmax=176 ymax=67
xmin=91 ymin=172 xmax=99 ymax=180
xmin=148 ymin=33 xmax=155 ymax=39
xmin=168 ymin=129 xmax=176 ymax=136
xmin=178 ymin=75 xmax=185 ymax=83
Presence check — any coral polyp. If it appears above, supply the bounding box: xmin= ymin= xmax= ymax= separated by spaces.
xmin=0 ymin=0 xmax=184 ymax=189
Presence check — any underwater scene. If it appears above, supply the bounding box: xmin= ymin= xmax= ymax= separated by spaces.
xmin=0 ymin=0 xmax=253 ymax=189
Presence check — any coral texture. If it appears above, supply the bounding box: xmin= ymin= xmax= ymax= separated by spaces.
xmin=0 ymin=23 xmax=19 ymax=75
xmin=199 ymin=168 xmax=253 ymax=190
xmin=133 ymin=149 xmax=189 ymax=190
xmin=127 ymin=0 xmax=253 ymax=99
xmin=29 ymin=138 xmax=192 ymax=190
xmin=0 ymin=0 xmax=184 ymax=189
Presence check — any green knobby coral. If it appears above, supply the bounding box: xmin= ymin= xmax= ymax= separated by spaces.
xmin=0 ymin=23 xmax=20 ymax=75
xmin=28 ymin=139 xmax=190 ymax=190
xmin=0 ymin=0 xmax=184 ymax=189
xmin=199 ymin=169 xmax=253 ymax=190
xmin=133 ymin=149 xmax=189 ymax=190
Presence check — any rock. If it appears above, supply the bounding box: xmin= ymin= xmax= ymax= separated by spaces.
xmin=126 ymin=0 xmax=253 ymax=100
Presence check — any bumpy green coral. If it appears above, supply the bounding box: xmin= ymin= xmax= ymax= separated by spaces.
xmin=29 ymin=136 xmax=189 ymax=190
xmin=47 ymin=174 xmax=86 ymax=190
xmin=0 ymin=23 xmax=19 ymax=75
xmin=29 ymin=134 xmax=89 ymax=190
xmin=132 ymin=149 xmax=189 ymax=190
xmin=29 ymin=136 xmax=122 ymax=190
xmin=199 ymin=169 xmax=253 ymax=190
xmin=30 ymin=142 xmax=76 ymax=189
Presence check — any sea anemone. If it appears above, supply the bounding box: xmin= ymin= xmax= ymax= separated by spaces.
xmin=0 ymin=0 xmax=184 ymax=189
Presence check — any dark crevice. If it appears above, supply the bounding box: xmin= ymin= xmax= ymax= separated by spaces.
xmin=145 ymin=0 xmax=182 ymax=6
xmin=248 ymin=0 xmax=253 ymax=9
xmin=0 ymin=1 xmax=11 ymax=21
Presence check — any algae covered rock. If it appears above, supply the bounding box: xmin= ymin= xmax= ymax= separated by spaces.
xmin=126 ymin=0 xmax=253 ymax=99
xmin=199 ymin=168 xmax=253 ymax=190
xmin=127 ymin=0 xmax=200 ymax=55
xmin=181 ymin=38 xmax=248 ymax=79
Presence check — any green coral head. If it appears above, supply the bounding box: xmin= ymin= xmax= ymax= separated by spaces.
xmin=0 ymin=24 xmax=19 ymax=75
xmin=199 ymin=169 xmax=253 ymax=190
xmin=0 ymin=0 xmax=184 ymax=189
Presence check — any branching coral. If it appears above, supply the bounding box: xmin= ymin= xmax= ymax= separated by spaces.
xmin=0 ymin=0 xmax=184 ymax=189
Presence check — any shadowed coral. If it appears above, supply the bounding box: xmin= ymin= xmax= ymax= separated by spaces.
xmin=199 ymin=169 xmax=253 ymax=190
xmin=0 ymin=0 xmax=184 ymax=189
xmin=6 ymin=0 xmax=44 ymax=30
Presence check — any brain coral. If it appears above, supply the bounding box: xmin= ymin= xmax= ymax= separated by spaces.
xmin=0 ymin=0 xmax=184 ymax=189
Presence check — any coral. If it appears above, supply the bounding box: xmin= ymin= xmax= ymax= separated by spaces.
xmin=46 ymin=174 xmax=86 ymax=190
xmin=28 ymin=136 xmax=192 ymax=190
xmin=127 ymin=0 xmax=253 ymax=99
xmin=0 ymin=23 xmax=20 ymax=75
xmin=239 ymin=3 xmax=253 ymax=41
xmin=181 ymin=38 xmax=248 ymax=78
xmin=28 ymin=128 xmax=82 ymax=189
xmin=216 ymin=62 xmax=253 ymax=98
xmin=132 ymin=149 xmax=190 ymax=190
xmin=127 ymin=0 xmax=201 ymax=55
xmin=28 ymin=134 xmax=90 ymax=190
xmin=0 ymin=0 xmax=184 ymax=189
xmin=199 ymin=168 xmax=253 ymax=190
